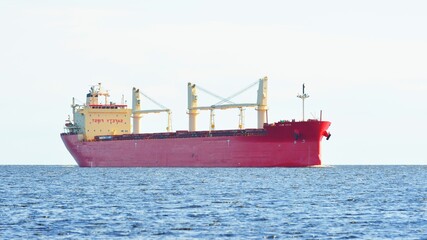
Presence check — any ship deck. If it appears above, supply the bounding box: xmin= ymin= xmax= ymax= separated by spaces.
xmin=61 ymin=129 xmax=267 ymax=142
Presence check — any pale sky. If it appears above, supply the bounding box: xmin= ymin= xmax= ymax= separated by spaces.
xmin=1 ymin=0 xmax=426 ymax=165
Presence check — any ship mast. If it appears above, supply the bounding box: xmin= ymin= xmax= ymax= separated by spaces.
xmin=297 ymin=84 xmax=309 ymax=121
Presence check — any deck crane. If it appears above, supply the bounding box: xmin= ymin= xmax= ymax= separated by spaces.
xmin=132 ymin=88 xmax=172 ymax=133
xmin=187 ymin=76 xmax=268 ymax=131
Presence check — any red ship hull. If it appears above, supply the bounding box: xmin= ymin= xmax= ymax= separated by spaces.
xmin=61 ymin=121 xmax=331 ymax=167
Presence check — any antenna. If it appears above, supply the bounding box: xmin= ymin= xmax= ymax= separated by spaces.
xmin=297 ymin=83 xmax=309 ymax=121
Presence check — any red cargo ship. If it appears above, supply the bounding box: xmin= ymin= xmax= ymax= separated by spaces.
xmin=61 ymin=77 xmax=331 ymax=167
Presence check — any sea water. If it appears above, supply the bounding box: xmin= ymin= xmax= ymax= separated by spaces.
xmin=0 ymin=165 xmax=426 ymax=239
